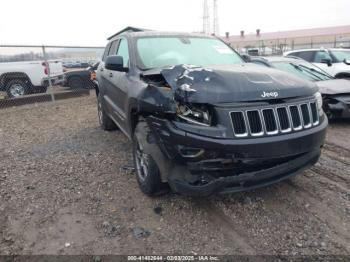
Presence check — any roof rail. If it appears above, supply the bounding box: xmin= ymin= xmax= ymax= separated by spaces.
xmin=107 ymin=26 xmax=150 ymax=40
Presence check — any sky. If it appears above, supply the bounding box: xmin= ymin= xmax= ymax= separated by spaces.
xmin=0 ymin=0 xmax=350 ymax=47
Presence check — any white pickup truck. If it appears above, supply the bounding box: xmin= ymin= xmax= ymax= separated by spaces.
xmin=0 ymin=60 xmax=64 ymax=98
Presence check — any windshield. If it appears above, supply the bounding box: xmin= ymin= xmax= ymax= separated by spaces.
xmin=136 ymin=37 xmax=243 ymax=69
xmin=331 ymin=50 xmax=350 ymax=61
xmin=272 ymin=61 xmax=333 ymax=82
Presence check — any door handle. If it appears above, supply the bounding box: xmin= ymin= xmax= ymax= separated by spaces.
xmin=109 ymin=72 xmax=113 ymax=77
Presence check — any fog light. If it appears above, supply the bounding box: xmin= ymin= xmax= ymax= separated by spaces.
xmin=178 ymin=146 xmax=205 ymax=158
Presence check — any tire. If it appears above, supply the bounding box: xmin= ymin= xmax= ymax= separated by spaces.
xmin=67 ymin=76 xmax=85 ymax=89
xmin=32 ymin=86 xmax=47 ymax=94
xmin=97 ymin=94 xmax=118 ymax=131
xmin=133 ymin=122 xmax=168 ymax=196
xmin=5 ymin=79 xmax=30 ymax=98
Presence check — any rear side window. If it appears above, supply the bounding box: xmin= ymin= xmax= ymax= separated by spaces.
xmin=293 ymin=51 xmax=315 ymax=62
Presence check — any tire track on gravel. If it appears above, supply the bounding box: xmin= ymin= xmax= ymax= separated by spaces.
xmin=325 ymin=142 xmax=350 ymax=156
xmin=195 ymin=200 xmax=257 ymax=255
xmin=306 ymin=170 xmax=350 ymax=198
xmin=323 ymin=144 xmax=350 ymax=166
xmin=285 ymin=180 xmax=350 ymax=252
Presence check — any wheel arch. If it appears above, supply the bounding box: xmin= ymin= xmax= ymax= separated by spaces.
xmin=0 ymin=72 xmax=33 ymax=88
xmin=334 ymin=72 xmax=350 ymax=79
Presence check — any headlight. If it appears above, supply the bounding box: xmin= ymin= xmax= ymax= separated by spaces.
xmin=314 ymin=92 xmax=323 ymax=116
xmin=177 ymin=103 xmax=212 ymax=126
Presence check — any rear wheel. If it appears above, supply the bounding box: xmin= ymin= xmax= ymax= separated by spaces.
xmin=97 ymin=94 xmax=118 ymax=131
xmin=133 ymin=122 xmax=168 ymax=196
xmin=6 ymin=80 xmax=30 ymax=98
xmin=67 ymin=76 xmax=85 ymax=89
xmin=32 ymin=86 xmax=47 ymax=94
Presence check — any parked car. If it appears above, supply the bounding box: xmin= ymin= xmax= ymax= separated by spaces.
xmin=251 ymin=56 xmax=350 ymax=119
xmin=96 ymin=28 xmax=327 ymax=197
xmin=63 ymin=62 xmax=99 ymax=89
xmin=0 ymin=60 xmax=64 ymax=98
xmin=284 ymin=48 xmax=350 ymax=79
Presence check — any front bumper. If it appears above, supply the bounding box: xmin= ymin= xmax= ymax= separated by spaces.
xmin=169 ymin=149 xmax=320 ymax=197
xmin=324 ymin=94 xmax=350 ymax=118
xmin=147 ymin=116 xmax=327 ymax=197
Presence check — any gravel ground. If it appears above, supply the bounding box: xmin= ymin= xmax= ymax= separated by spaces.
xmin=0 ymin=93 xmax=349 ymax=256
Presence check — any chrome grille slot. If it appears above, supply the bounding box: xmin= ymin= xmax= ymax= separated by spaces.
xmin=262 ymin=109 xmax=278 ymax=134
xmin=246 ymin=110 xmax=263 ymax=136
xmin=229 ymin=99 xmax=319 ymax=138
xmin=300 ymin=104 xmax=311 ymax=128
xmin=230 ymin=111 xmax=247 ymax=137
xmin=276 ymin=107 xmax=291 ymax=132
xmin=310 ymin=102 xmax=319 ymax=125
xmin=289 ymin=105 xmax=302 ymax=130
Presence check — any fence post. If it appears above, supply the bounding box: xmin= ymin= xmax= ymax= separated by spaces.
xmin=42 ymin=45 xmax=55 ymax=102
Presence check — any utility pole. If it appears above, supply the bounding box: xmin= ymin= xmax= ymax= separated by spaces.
xmin=203 ymin=0 xmax=210 ymax=35
xmin=213 ymin=0 xmax=219 ymax=36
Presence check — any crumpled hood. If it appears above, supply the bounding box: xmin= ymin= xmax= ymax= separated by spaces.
xmin=156 ymin=64 xmax=318 ymax=103
xmin=316 ymin=79 xmax=350 ymax=95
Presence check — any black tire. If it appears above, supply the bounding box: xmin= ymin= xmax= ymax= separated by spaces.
xmin=133 ymin=122 xmax=168 ymax=196
xmin=67 ymin=76 xmax=85 ymax=89
xmin=97 ymin=94 xmax=118 ymax=131
xmin=5 ymin=79 xmax=30 ymax=98
xmin=32 ymin=86 xmax=47 ymax=94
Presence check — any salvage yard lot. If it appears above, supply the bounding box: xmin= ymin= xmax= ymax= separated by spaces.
xmin=0 ymin=93 xmax=349 ymax=255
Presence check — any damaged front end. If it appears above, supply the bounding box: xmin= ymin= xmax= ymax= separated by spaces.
xmin=136 ymin=64 xmax=327 ymax=197
xmin=323 ymin=94 xmax=350 ymax=119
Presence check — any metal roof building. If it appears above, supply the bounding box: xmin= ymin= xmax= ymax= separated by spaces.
xmin=222 ymin=25 xmax=350 ymax=54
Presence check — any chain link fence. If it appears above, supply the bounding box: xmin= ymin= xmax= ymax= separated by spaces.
xmin=0 ymin=45 xmax=104 ymax=108
xmin=232 ymin=35 xmax=350 ymax=56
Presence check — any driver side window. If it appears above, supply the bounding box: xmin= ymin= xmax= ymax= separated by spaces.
xmin=313 ymin=51 xmax=332 ymax=63
xmin=116 ymin=38 xmax=130 ymax=68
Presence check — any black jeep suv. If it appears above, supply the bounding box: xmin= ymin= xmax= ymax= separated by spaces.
xmin=96 ymin=29 xmax=327 ymax=197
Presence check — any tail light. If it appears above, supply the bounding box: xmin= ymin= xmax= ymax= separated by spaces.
xmin=90 ymin=71 xmax=96 ymax=81
xmin=42 ymin=62 xmax=49 ymax=75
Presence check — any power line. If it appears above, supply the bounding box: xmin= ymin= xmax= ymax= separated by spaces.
xmin=203 ymin=0 xmax=210 ymax=35
xmin=213 ymin=0 xmax=219 ymax=36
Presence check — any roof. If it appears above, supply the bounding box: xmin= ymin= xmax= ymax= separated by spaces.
xmin=107 ymin=26 xmax=150 ymax=40
xmin=224 ymin=25 xmax=350 ymax=43
xmin=285 ymin=48 xmax=350 ymax=55
xmin=107 ymin=28 xmax=214 ymax=40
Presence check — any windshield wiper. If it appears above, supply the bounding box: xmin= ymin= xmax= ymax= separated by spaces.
xmin=297 ymin=64 xmax=333 ymax=79
xmin=291 ymin=64 xmax=324 ymax=81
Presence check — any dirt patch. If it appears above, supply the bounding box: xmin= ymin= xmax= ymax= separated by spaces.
xmin=0 ymin=94 xmax=349 ymax=255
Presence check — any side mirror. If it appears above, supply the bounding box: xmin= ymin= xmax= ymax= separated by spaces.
xmin=105 ymin=55 xmax=128 ymax=72
xmin=241 ymin=54 xmax=251 ymax=62
xmin=320 ymin=58 xmax=332 ymax=67
xmin=344 ymin=59 xmax=350 ymax=65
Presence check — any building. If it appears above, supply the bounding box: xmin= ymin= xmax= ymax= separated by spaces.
xmin=222 ymin=25 xmax=350 ymax=55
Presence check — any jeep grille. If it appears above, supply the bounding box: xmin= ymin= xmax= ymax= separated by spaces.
xmin=230 ymin=101 xmax=319 ymax=137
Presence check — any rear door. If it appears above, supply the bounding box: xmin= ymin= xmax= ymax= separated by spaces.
xmin=100 ymin=40 xmax=120 ymax=118
xmin=293 ymin=51 xmax=315 ymax=62
xmin=104 ymin=38 xmax=131 ymax=133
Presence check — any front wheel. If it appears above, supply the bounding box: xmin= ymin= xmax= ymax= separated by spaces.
xmin=133 ymin=122 xmax=168 ymax=196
